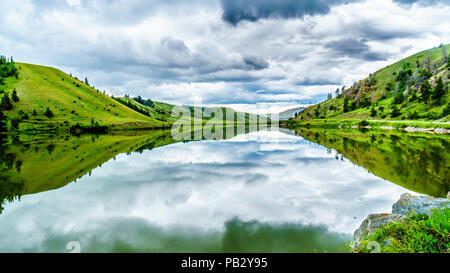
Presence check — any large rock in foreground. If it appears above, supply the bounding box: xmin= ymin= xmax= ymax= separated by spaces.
xmin=354 ymin=213 xmax=405 ymax=242
xmin=354 ymin=193 xmax=449 ymax=241
xmin=393 ymin=193 xmax=449 ymax=216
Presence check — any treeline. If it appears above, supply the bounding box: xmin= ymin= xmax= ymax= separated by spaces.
xmin=0 ymin=56 xmax=20 ymax=132
xmin=114 ymin=97 xmax=153 ymax=118
xmin=0 ymin=56 xmax=18 ymax=84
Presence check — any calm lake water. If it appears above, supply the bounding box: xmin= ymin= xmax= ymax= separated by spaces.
xmin=0 ymin=128 xmax=448 ymax=253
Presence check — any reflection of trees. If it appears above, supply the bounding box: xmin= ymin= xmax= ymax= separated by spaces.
xmin=0 ymin=136 xmax=23 ymax=213
xmin=0 ymin=126 xmax=265 ymax=214
xmin=295 ymin=128 xmax=449 ymax=197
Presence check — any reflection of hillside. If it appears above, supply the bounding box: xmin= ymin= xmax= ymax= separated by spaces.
xmin=0 ymin=125 xmax=263 ymax=213
xmin=294 ymin=128 xmax=449 ymax=198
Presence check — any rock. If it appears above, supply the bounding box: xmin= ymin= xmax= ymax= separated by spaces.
xmin=392 ymin=193 xmax=449 ymax=216
xmin=354 ymin=193 xmax=449 ymax=243
xmin=354 ymin=213 xmax=405 ymax=241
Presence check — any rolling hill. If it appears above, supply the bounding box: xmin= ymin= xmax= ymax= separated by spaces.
xmin=113 ymin=96 xmax=264 ymax=125
xmin=295 ymin=44 xmax=450 ymax=123
xmin=0 ymin=62 xmax=169 ymax=132
xmin=0 ymin=60 xmax=265 ymax=133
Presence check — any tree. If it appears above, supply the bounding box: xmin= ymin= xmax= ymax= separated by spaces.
xmin=44 ymin=107 xmax=54 ymax=118
xmin=343 ymin=96 xmax=350 ymax=113
xmin=84 ymin=77 xmax=89 ymax=86
xmin=393 ymin=91 xmax=404 ymax=105
xmin=0 ymin=93 xmax=13 ymax=110
xmin=335 ymin=88 xmax=340 ymax=97
xmin=11 ymin=89 xmax=19 ymax=102
xmin=10 ymin=119 xmax=19 ymax=130
xmin=370 ymin=106 xmax=377 ymax=117
xmin=432 ymin=77 xmax=445 ymax=105
xmin=420 ymin=80 xmax=432 ymax=108
xmin=0 ymin=111 xmax=7 ymax=132
xmin=391 ymin=106 xmax=401 ymax=118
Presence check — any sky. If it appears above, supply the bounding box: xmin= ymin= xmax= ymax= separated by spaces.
xmin=1 ymin=0 xmax=449 ymax=113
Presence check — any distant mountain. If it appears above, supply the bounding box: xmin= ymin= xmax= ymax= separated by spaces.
xmin=262 ymin=107 xmax=305 ymax=120
xmin=296 ymin=44 xmax=450 ymax=122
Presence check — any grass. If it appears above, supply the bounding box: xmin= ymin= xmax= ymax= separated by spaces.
xmin=114 ymin=97 xmax=265 ymax=126
xmin=0 ymin=63 xmax=167 ymax=132
xmin=297 ymin=44 xmax=450 ymax=123
xmin=0 ymin=62 xmax=269 ymax=133
xmin=353 ymin=206 xmax=450 ymax=253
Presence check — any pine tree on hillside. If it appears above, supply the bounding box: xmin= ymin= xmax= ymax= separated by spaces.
xmin=11 ymin=89 xmax=19 ymax=102
xmin=0 ymin=93 xmax=13 ymax=110
xmin=343 ymin=96 xmax=350 ymax=113
xmin=420 ymin=80 xmax=432 ymax=108
xmin=391 ymin=106 xmax=401 ymax=118
xmin=432 ymin=77 xmax=445 ymax=105
xmin=44 ymin=107 xmax=54 ymax=118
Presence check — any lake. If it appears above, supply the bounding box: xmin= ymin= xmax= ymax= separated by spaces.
xmin=0 ymin=128 xmax=448 ymax=253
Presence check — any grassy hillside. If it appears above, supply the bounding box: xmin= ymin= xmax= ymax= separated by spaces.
xmin=294 ymin=127 xmax=449 ymax=198
xmin=0 ymin=62 xmax=171 ymax=132
xmin=114 ymin=96 xmax=264 ymax=125
xmin=296 ymin=44 xmax=450 ymax=123
xmin=0 ymin=60 xmax=266 ymax=133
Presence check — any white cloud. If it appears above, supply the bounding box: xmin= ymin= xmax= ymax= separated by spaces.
xmin=0 ymin=0 xmax=449 ymax=106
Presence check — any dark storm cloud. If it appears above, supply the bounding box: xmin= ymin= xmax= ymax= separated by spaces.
xmin=324 ymin=38 xmax=391 ymax=61
xmin=242 ymin=56 xmax=270 ymax=70
xmin=220 ymin=0 xmax=362 ymax=25
xmin=351 ymin=22 xmax=421 ymax=41
xmin=220 ymin=0 xmax=449 ymax=25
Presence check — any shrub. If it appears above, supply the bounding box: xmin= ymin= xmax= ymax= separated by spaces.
xmin=359 ymin=120 xmax=369 ymax=127
xmin=391 ymin=106 xmax=401 ymax=118
xmin=354 ymin=206 xmax=450 ymax=253
xmin=10 ymin=119 xmax=19 ymax=130
xmin=11 ymin=89 xmax=19 ymax=102
xmin=0 ymin=93 xmax=13 ymax=110
xmin=44 ymin=107 xmax=54 ymax=118
xmin=443 ymin=104 xmax=450 ymax=117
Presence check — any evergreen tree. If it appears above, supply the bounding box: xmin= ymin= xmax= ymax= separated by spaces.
xmin=391 ymin=106 xmax=401 ymax=118
xmin=11 ymin=89 xmax=19 ymax=102
xmin=0 ymin=110 xmax=7 ymax=132
xmin=0 ymin=93 xmax=13 ymax=110
xmin=432 ymin=77 xmax=445 ymax=105
xmin=420 ymin=80 xmax=431 ymax=102
xmin=393 ymin=90 xmax=404 ymax=105
xmin=343 ymin=96 xmax=350 ymax=113
xmin=44 ymin=107 xmax=54 ymax=118
xmin=370 ymin=106 xmax=377 ymax=117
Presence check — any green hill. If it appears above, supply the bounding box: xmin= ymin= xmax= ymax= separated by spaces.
xmin=296 ymin=44 xmax=450 ymax=123
xmin=114 ymin=96 xmax=264 ymax=125
xmin=0 ymin=62 xmax=170 ymax=132
xmin=0 ymin=59 xmax=266 ymax=133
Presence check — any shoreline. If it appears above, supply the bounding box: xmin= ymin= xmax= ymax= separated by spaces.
xmin=290 ymin=119 xmax=450 ymax=134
